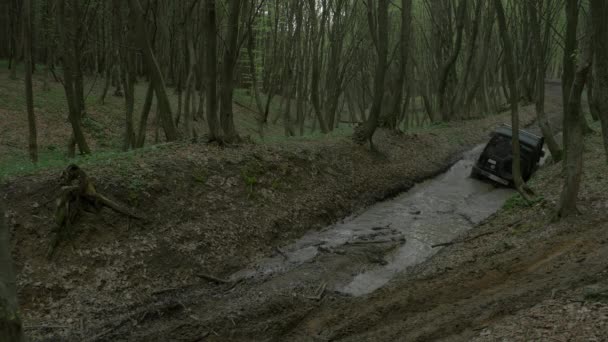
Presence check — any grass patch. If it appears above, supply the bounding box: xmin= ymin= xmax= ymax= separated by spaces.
xmin=503 ymin=193 xmax=545 ymax=211
xmin=0 ymin=144 xmax=167 ymax=182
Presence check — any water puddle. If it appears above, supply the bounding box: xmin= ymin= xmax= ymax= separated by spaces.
xmin=232 ymin=145 xmax=520 ymax=296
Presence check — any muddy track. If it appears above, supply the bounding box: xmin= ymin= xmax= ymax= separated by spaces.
xmin=11 ymin=85 xmax=566 ymax=341
xmin=61 ymin=84 xmax=570 ymax=342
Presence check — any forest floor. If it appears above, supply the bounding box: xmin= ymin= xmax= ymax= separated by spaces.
xmin=0 ymin=60 xmax=342 ymax=178
xmin=5 ymin=66 xmax=604 ymax=341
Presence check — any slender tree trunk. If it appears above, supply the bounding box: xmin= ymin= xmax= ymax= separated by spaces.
xmin=24 ymin=0 xmax=38 ymax=163
xmin=8 ymin=0 xmax=20 ymax=80
xmin=57 ymin=0 xmax=91 ymax=156
xmin=558 ymin=36 xmax=592 ymax=218
xmin=128 ymin=0 xmax=178 ymax=142
xmin=353 ymin=0 xmax=389 ymax=148
xmin=136 ymin=82 xmax=154 ymax=148
xmin=528 ymin=0 xmax=562 ymax=162
xmin=246 ymin=25 xmax=264 ymax=116
xmin=184 ymin=35 xmax=196 ymax=140
xmin=591 ymin=0 xmax=608 ymax=162
xmin=307 ymin=0 xmax=330 ymax=133
xmin=204 ymin=0 xmax=219 ymax=141
xmin=386 ymin=0 xmax=412 ymax=129
xmin=495 ymin=0 xmax=534 ymax=201
xmin=587 ymin=73 xmax=600 ymax=121
xmin=438 ymin=0 xmax=467 ymax=121
xmin=219 ymin=0 xmax=241 ymax=143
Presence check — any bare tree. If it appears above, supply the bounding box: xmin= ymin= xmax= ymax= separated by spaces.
xmin=590 ymin=0 xmax=608 ymax=161
xmin=353 ymin=0 xmax=389 ymax=148
xmin=558 ymin=1 xmax=593 ymax=218
xmin=204 ymin=0 xmax=220 ymax=141
xmin=57 ymin=0 xmax=91 ymax=157
xmin=437 ymin=0 xmax=467 ymax=121
xmin=24 ymin=0 xmax=38 ymax=163
xmin=494 ymin=0 xmax=534 ymax=201
xmin=527 ymin=0 xmax=562 ymax=162
xmin=219 ymin=0 xmax=242 ymax=143
xmin=128 ymin=0 xmax=178 ymax=142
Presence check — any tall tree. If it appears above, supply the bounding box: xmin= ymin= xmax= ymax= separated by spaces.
xmin=558 ymin=1 xmax=593 ymax=218
xmin=204 ymin=0 xmax=220 ymax=141
xmin=128 ymin=0 xmax=179 ymax=142
xmin=23 ymin=0 xmax=38 ymax=163
xmin=527 ymin=0 xmax=562 ymax=162
xmin=219 ymin=0 xmax=242 ymax=143
xmin=437 ymin=0 xmax=467 ymax=121
xmin=590 ymin=0 xmax=608 ymax=161
xmin=353 ymin=0 xmax=389 ymax=148
xmin=308 ymin=0 xmax=330 ymax=134
xmin=494 ymin=0 xmax=534 ymax=201
xmin=384 ymin=0 xmax=413 ymax=130
xmin=57 ymin=0 xmax=91 ymax=156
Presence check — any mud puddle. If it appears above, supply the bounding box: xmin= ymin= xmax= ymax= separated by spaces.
xmin=230 ymin=144 xmax=518 ymax=296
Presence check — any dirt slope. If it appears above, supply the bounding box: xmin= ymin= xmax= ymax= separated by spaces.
xmin=3 ymin=105 xmax=538 ymax=341
xmin=286 ymin=129 xmax=608 ymax=342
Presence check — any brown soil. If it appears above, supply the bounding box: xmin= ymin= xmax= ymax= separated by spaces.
xmin=288 ymin=131 xmax=608 ymax=342
xmin=3 ymin=104 xmax=540 ymax=341
xmin=75 ymin=88 xmax=608 ymax=342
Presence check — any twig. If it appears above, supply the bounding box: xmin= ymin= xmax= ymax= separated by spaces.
xmin=304 ymin=282 xmax=327 ymax=301
xmin=431 ymin=231 xmax=495 ymax=248
xmin=24 ymin=324 xmax=69 ymax=330
xmin=196 ymin=273 xmax=232 ymax=284
xmin=346 ymin=238 xmax=405 ymax=246
xmin=151 ymin=287 xmax=179 ymax=296
xmin=275 ymin=246 xmax=288 ymax=259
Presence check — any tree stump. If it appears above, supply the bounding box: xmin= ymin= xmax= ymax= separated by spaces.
xmin=48 ymin=164 xmax=144 ymax=258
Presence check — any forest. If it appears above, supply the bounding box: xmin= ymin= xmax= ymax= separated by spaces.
xmin=1 ymin=0 xmax=608 ymax=340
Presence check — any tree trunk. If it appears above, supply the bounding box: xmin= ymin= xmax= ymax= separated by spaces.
xmin=528 ymin=0 xmax=562 ymax=162
xmin=204 ymin=0 xmax=220 ymax=141
xmin=353 ymin=0 xmax=389 ymax=148
xmin=127 ymin=0 xmax=178 ymax=142
xmin=590 ymin=0 xmax=608 ymax=162
xmin=57 ymin=0 xmax=91 ymax=156
xmin=136 ymin=82 xmax=154 ymax=148
xmin=495 ymin=0 xmax=534 ymax=201
xmin=558 ymin=35 xmax=592 ymax=218
xmin=219 ymin=0 xmax=241 ymax=143
xmin=386 ymin=0 xmax=412 ymax=130
xmin=24 ymin=0 xmax=38 ymax=163
xmin=307 ymin=0 xmax=330 ymax=133
xmin=121 ymin=5 xmax=137 ymax=151
xmin=184 ymin=34 xmax=196 ymax=140
xmin=438 ymin=0 xmax=467 ymax=122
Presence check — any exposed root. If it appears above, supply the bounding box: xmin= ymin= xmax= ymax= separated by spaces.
xmin=48 ymin=164 xmax=145 ymax=258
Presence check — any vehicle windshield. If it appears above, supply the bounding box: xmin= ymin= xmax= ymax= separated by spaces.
xmin=486 ymin=133 xmax=535 ymax=161
xmin=486 ymin=134 xmax=512 ymax=160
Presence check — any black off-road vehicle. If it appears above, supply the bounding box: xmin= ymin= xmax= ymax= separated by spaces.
xmin=471 ymin=125 xmax=545 ymax=187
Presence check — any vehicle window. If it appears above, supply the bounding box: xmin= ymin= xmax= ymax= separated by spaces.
xmin=486 ymin=134 xmax=512 ymax=159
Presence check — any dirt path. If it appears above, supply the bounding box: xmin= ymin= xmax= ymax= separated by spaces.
xmin=9 ymin=88 xmax=557 ymax=341
xmin=48 ymin=85 xmax=573 ymax=342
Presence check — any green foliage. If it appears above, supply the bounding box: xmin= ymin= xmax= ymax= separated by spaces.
xmin=127 ymin=174 xmax=146 ymax=206
xmin=502 ymin=194 xmax=545 ymax=211
xmin=0 ymin=146 xmax=161 ymax=184
xmin=192 ymin=169 xmax=207 ymax=184
xmin=241 ymin=161 xmax=265 ymax=197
